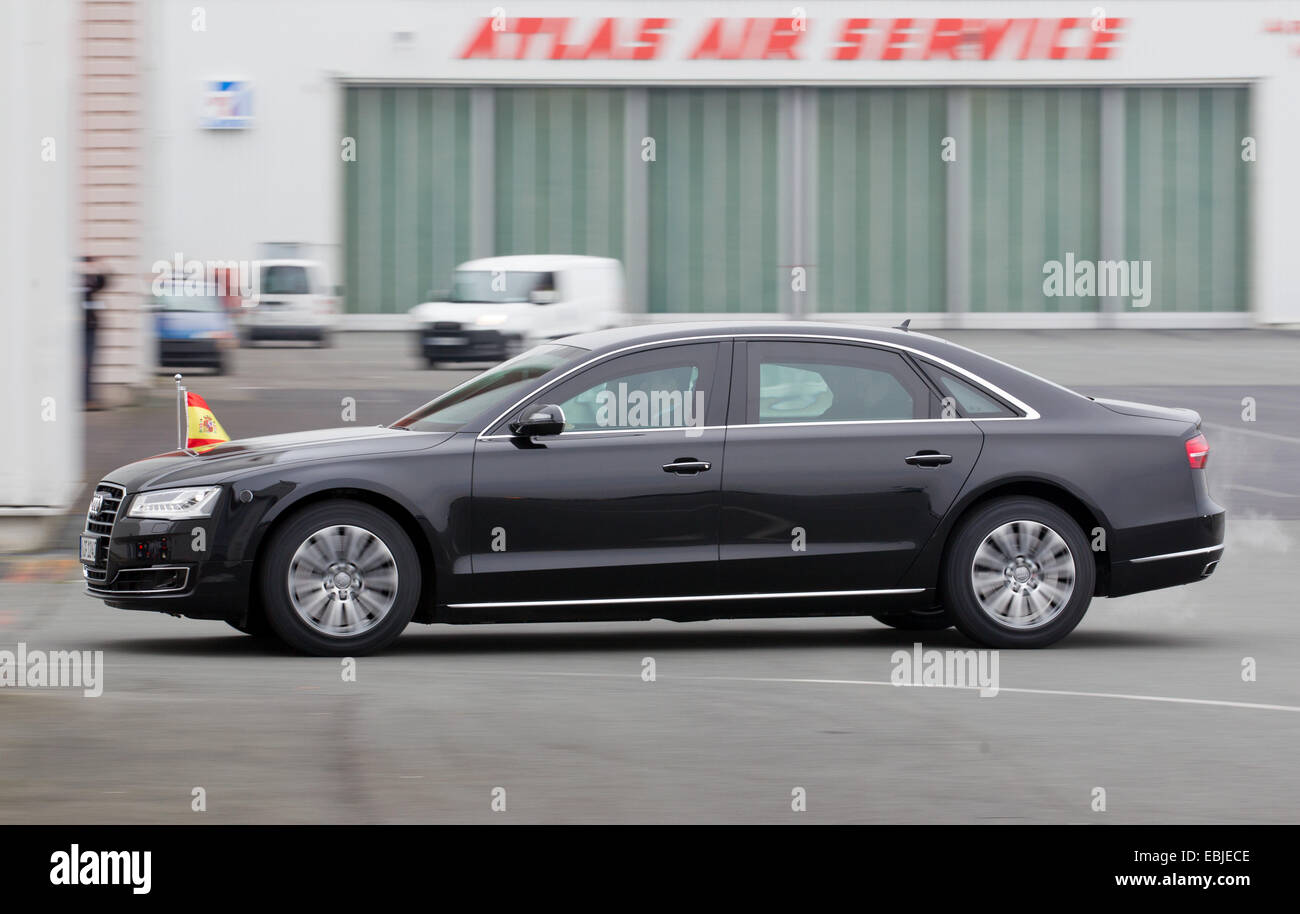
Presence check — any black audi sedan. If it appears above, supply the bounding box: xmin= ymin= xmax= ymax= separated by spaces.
xmin=81 ymin=322 xmax=1225 ymax=654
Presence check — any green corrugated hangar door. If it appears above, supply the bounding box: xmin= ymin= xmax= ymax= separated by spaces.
xmin=968 ymin=88 xmax=1103 ymax=313
xmin=343 ymin=85 xmax=627 ymax=316
xmin=343 ymin=87 xmax=473 ymax=316
xmin=647 ymin=88 xmax=783 ymax=313
xmin=493 ymin=88 xmax=625 ymax=261
xmin=341 ymin=84 xmax=1249 ymax=318
xmin=814 ymin=88 xmax=948 ymax=314
xmin=1122 ymin=87 xmax=1250 ymax=313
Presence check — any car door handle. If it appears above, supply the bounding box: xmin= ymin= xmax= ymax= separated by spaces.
xmin=663 ymin=458 xmax=712 ymax=475
xmin=905 ymin=451 xmax=953 ymax=467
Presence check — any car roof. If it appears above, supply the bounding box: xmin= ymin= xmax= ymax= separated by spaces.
xmin=455 ymin=254 xmax=621 ymax=272
xmin=558 ymin=320 xmax=948 ymax=355
xmin=554 ymin=320 xmax=1092 ymax=417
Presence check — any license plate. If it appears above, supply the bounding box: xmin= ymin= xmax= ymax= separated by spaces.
xmin=428 ymin=336 xmax=466 ymax=346
xmin=79 ymin=535 xmax=98 ymax=564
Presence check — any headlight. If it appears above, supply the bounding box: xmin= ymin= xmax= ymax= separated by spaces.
xmin=127 ymin=487 xmax=222 ymax=519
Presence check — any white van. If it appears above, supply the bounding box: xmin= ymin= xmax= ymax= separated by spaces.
xmin=409 ymin=255 xmax=624 ymax=366
xmin=240 ymin=259 xmax=337 ymax=346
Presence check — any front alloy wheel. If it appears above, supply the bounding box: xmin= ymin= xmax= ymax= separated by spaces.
xmin=261 ymin=500 xmax=420 ymax=655
xmin=287 ymin=524 xmax=399 ymax=638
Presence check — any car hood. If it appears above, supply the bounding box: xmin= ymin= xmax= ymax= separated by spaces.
xmin=1092 ymin=397 xmax=1202 ymax=427
xmin=102 ymin=426 xmax=454 ymax=491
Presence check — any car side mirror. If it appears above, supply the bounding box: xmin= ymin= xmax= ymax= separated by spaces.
xmin=509 ymin=404 xmax=565 ymax=437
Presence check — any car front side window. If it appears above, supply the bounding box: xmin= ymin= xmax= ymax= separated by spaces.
xmin=525 ymin=343 xmax=721 ymax=433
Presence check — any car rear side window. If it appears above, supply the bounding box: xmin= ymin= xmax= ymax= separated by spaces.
xmin=746 ymin=341 xmax=928 ymax=424
xmin=926 ymin=367 xmax=1018 ymax=418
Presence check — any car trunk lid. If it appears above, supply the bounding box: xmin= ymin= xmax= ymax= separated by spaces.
xmin=1092 ymin=397 xmax=1202 ymax=428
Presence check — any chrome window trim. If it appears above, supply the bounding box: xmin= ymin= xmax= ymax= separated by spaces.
xmin=478 ymin=417 xmax=983 ymax=441
xmin=1129 ymin=543 xmax=1225 ymax=564
xmin=479 ymin=425 xmax=727 ymax=441
xmin=476 ymin=332 xmax=1041 ymax=440
xmin=726 ymin=417 xmax=980 ymax=432
xmin=448 ymin=587 xmax=926 ymax=609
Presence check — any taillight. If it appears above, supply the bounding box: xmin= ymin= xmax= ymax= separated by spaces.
xmin=1185 ymin=433 xmax=1209 ymax=469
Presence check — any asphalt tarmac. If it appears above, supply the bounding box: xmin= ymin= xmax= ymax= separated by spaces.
xmin=4 ymin=329 xmax=1297 ymax=823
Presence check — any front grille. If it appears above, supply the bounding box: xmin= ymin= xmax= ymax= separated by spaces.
xmin=83 ymin=482 xmax=125 ymax=583
xmin=431 ymin=321 xmax=463 ymax=332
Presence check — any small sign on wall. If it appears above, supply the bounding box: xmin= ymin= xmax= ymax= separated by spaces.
xmin=200 ymin=80 xmax=253 ymax=129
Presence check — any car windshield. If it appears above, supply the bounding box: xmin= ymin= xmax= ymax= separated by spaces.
xmin=261 ymin=265 xmax=312 ymax=295
xmin=154 ymin=295 xmax=224 ymax=313
xmin=392 ymin=344 xmax=585 ymax=432
xmin=449 ymin=270 xmax=555 ymax=304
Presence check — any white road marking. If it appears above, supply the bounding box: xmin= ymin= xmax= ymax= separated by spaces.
xmin=483 ymin=669 xmax=1300 ymax=714
xmin=1223 ymin=483 xmax=1300 ymax=499
xmin=1203 ymin=422 xmax=1300 ymax=447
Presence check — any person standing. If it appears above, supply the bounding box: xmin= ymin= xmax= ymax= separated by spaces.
xmin=81 ymin=256 xmax=107 ymax=408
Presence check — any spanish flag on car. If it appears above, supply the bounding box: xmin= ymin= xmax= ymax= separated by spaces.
xmin=185 ymin=392 xmax=230 ymax=451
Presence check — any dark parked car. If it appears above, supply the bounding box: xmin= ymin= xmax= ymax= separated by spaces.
xmin=80 ymin=322 xmax=1225 ymax=654
xmin=152 ymin=293 xmax=236 ymax=374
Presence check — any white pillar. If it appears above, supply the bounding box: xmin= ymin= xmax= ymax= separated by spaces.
xmin=1252 ymin=73 xmax=1300 ymax=325
xmin=0 ymin=0 xmax=82 ymax=549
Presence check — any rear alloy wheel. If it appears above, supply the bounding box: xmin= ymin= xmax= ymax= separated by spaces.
xmin=260 ymin=500 xmax=420 ymax=655
xmin=942 ymin=497 xmax=1094 ymax=648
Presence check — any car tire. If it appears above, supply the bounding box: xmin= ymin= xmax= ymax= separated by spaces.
xmin=259 ymin=500 xmax=421 ymax=656
xmin=872 ymin=609 xmax=952 ymax=631
xmin=941 ymin=496 xmax=1094 ymax=649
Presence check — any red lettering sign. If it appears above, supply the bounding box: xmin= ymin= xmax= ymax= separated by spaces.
xmin=690 ymin=18 xmax=805 ymax=59
xmin=460 ymin=17 xmax=672 ymax=60
xmin=459 ymin=16 xmax=1123 ymax=62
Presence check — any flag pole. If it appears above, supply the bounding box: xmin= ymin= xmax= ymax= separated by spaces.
xmin=174 ymin=373 xmax=186 ymax=451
